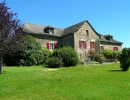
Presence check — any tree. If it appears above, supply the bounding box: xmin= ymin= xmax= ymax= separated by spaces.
xmin=96 ymin=39 xmax=101 ymax=54
xmin=0 ymin=0 xmax=22 ymax=73
xmin=4 ymin=35 xmax=51 ymax=66
xmin=119 ymin=48 xmax=130 ymax=71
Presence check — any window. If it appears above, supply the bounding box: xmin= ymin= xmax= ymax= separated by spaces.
xmin=79 ymin=41 xmax=87 ymax=49
xmin=46 ymin=42 xmax=57 ymax=50
xmin=113 ymin=47 xmax=118 ymax=51
xmin=100 ymin=46 xmax=104 ymax=51
xmin=48 ymin=29 xmax=53 ymax=34
xmin=86 ymin=30 xmax=89 ymax=36
xmin=81 ymin=41 xmax=85 ymax=48
xmin=92 ymin=42 xmax=95 ymax=48
xmin=50 ymin=43 xmax=54 ymax=50
xmin=90 ymin=42 xmax=96 ymax=49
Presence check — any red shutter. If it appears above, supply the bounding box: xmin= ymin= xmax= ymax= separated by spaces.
xmin=90 ymin=42 xmax=92 ymax=49
xmin=102 ymin=46 xmax=104 ymax=50
xmin=113 ymin=47 xmax=115 ymax=51
xmin=116 ymin=47 xmax=118 ymax=51
xmin=46 ymin=42 xmax=50 ymax=50
xmin=54 ymin=43 xmax=57 ymax=49
xmin=84 ymin=41 xmax=87 ymax=49
xmin=79 ymin=41 xmax=82 ymax=48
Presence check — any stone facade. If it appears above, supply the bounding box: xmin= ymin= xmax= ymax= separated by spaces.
xmin=100 ymin=41 xmax=122 ymax=51
xmin=74 ymin=22 xmax=99 ymax=61
xmin=23 ymin=20 xmax=123 ymax=61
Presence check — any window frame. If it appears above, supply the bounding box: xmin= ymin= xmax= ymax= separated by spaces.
xmin=46 ymin=42 xmax=57 ymax=50
xmin=90 ymin=41 xmax=96 ymax=49
xmin=86 ymin=30 xmax=89 ymax=36
xmin=48 ymin=29 xmax=53 ymax=34
xmin=79 ymin=40 xmax=87 ymax=49
xmin=100 ymin=46 xmax=104 ymax=51
xmin=50 ymin=43 xmax=54 ymax=50
xmin=113 ymin=47 xmax=118 ymax=51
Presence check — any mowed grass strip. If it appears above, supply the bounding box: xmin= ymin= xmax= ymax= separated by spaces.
xmin=0 ymin=64 xmax=130 ymax=100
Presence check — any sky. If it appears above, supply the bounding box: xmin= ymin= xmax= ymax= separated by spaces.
xmin=4 ymin=0 xmax=130 ymax=48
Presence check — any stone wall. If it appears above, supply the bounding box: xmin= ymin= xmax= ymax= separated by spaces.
xmin=29 ymin=34 xmax=60 ymax=48
xmin=100 ymin=42 xmax=122 ymax=51
xmin=74 ymin=22 xmax=99 ymax=62
xmin=60 ymin=34 xmax=74 ymax=48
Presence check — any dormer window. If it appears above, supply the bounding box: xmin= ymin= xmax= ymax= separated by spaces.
xmin=48 ymin=29 xmax=53 ymax=34
xmin=104 ymin=35 xmax=113 ymax=41
xmin=44 ymin=25 xmax=54 ymax=34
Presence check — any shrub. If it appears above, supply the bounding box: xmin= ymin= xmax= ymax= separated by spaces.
xmin=95 ymin=54 xmax=105 ymax=63
xmin=101 ymin=49 xmax=121 ymax=59
xmin=53 ymin=46 xmax=79 ymax=67
xmin=88 ymin=50 xmax=105 ymax=63
xmin=4 ymin=35 xmax=51 ymax=66
xmin=18 ymin=49 xmax=51 ymax=66
xmin=119 ymin=48 xmax=130 ymax=71
xmin=46 ymin=56 xmax=63 ymax=68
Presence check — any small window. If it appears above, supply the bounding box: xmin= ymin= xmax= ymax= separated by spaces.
xmin=50 ymin=43 xmax=54 ymax=50
xmin=90 ymin=42 xmax=96 ymax=49
xmin=46 ymin=42 xmax=57 ymax=50
xmin=49 ymin=29 xmax=53 ymax=34
xmin=86 ymin=30 xmax=89 ymax=36
xmin=81 ymin=41 xmax=85 ymax=48
xmin=113 ymin=47 xmax=118 ymax=51
xmin=100 ymin=46 xmax=104 ymax=51
xmin=92 ymin=42 xmax=95 ymax=48
xmin=79 ymin=41 xmax=87 ymax=49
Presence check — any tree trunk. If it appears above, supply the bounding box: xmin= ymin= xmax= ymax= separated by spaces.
xmin=0 ymin=57 xmax=2 ymax=74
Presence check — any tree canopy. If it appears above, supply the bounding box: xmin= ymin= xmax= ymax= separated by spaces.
xmin=0 ymin=0 xmax=22 ymax=73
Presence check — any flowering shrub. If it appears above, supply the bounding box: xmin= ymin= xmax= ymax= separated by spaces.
xmin=88 ymin=50 xmax=105 ymax=63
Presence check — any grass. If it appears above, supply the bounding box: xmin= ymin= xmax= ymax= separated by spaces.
xmin=1 ymin=63 xmax=130 ymax=100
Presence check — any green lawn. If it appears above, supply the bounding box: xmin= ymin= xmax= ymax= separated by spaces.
xmin=0 ymin=63 xmax=130 ymax=100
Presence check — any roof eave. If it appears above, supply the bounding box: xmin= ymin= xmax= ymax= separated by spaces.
xmin=26 ymin=33 xmax=61 ymax=37
xmin=100 ymin=40 xmax=123 ymax=44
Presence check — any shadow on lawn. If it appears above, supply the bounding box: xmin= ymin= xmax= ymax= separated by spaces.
xmin=0 ymin=71 xmax=7 ymax=74
xmin=109 ymin=70 xmax=125 ymax=72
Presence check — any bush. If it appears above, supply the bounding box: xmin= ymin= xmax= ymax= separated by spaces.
xmin=46 ymin=56 xmax=63 ymax=68
xmin=53 ymin=46 xmax=79 ymax=67
xmin=88 ymin=50 xmax=105 ymax=63
xmin=119 ymin=48 xmax=130 ymax=71
xmin=95 ymin=54 xmax=105 ymax=63
xmin=18 ymin=49 xmax=51 ymax=66
xmin=101 ymin=49 xmax=121 ymax=59
xmin=4 ymin=35 xmax=51 ymax=66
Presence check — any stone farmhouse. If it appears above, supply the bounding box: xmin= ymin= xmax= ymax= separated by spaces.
xmin=22 ymin=20 xmax=122 ymax=61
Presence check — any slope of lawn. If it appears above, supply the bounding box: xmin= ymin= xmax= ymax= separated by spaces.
xmin=0 ymin=63 xmax=130 ymax=100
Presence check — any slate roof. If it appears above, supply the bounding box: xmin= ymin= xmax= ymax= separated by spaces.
xmin=62 ymin=20 xmax=100 ymax=36
xmin=62 ymin=21 xmax=85 ymax=36
xmin=22 ymin=23 xmax=64 ymax=37
xmin=22 ymin=20 xmax=122 ymax=44
xmin=99 ymin=35 xmax=123 ymax=44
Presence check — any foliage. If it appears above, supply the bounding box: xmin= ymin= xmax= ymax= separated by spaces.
xmin=53 ymin=46 xmax=79 ymax=67
xmin=0 ymin=0 xmax=22 ymax=73
xmin=101 ymin=49 xmax=121 ymax=59
xmin=119 ymin=48 xmax=130 ymax=71
xmin=4 ymin=35 xmax=51 ymax=66
xmin=96 ymin=39 xmax=101 ymax=53
xmin=46 ymin=56 xmax=63 ymax=68
xmin=88 ymin=50 xmax=105 ymax=63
